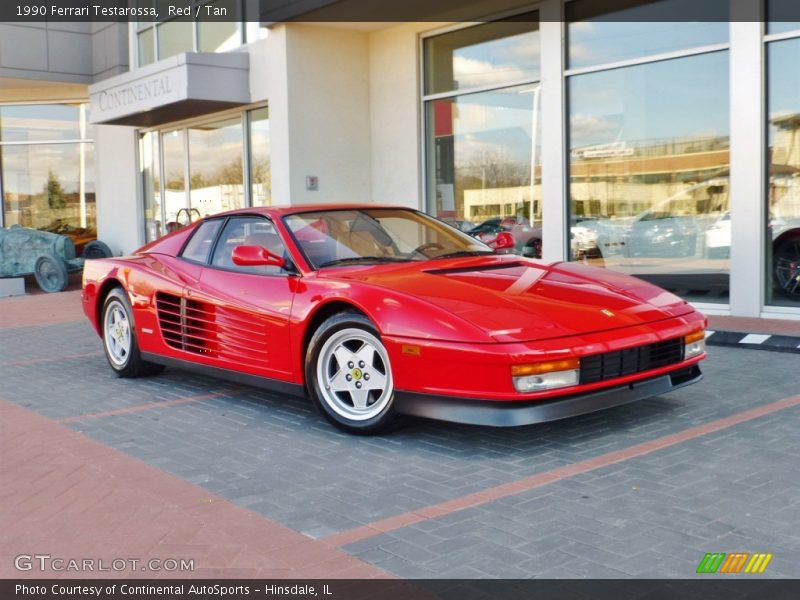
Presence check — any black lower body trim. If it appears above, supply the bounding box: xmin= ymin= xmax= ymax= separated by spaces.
xmin=394 ymin=366 xmax=702 ymax=427
xmin=140 ymin=352 xmax=307 ymax=398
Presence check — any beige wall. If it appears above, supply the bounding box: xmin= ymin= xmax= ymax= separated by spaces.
xmin=367 ymin=23 xmax=437 ymax=209
xmin=281 ymin=24 xmax=372 ymax=205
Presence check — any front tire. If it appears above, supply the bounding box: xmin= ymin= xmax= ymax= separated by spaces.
xmin=305 ymin=312 xmax=397 ymax=434
xmin=102 ymin=287 xmax=164 ymax=378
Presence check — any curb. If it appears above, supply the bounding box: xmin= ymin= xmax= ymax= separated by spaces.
xmin=706 ymin=330 xmax=800 ymax=354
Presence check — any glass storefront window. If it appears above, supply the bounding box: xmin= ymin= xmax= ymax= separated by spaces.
xmin=162 ymin=129 xmax=187 ymax=230
xmin=188 ymin=118 xmax=245 ymax=216
xmin=568 ymin=50 xmax=730 ymax=302
xmin=766 ymin=37 xmax=800 ymax=305
xmin=424 ymin=18 xmax=542 ymax=256
xmin=0 ymin=104 xmax=84 ymax=143
xmin=158 ymin=18 xmax=193 ymax=60
xmin=141 ymin=132 xmax=162 ymax=243
xmin=140 ymin=107 xmax=269 ymax=240
xmin=424 ymin=14 xmax=539 ymax=95
xmin=1 ymin=143 xmax=95 ymax=231
xmin=566 ymin=0 xmax=728 ymax=70
xmin=427 ymin=85 xmax=542 ymax=255
xmin=248 ymin=108 xmax=271 ymax=207
xmin=1 ymin=103 xmax=94 ymax=239
xmin=138 ymin=27 xmax=155 ymax=67
xmin=136 ymin=1 xmax=246 ymax=67
xmin=198 ymin=0 xmax=242 ymax=52
xmin=767 ymin=0 xmax=800 ymax=35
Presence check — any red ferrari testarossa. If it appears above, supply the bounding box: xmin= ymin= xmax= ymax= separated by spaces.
xmin=82 ymin=205 xmax=706 ymax=434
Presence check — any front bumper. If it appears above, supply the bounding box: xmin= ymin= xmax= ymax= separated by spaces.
xmin=394 ymin=365 xmax=702 ymax=427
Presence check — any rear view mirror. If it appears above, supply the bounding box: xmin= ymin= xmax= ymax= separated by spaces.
xmin=487 ymin=231 xmax=515 ymax=251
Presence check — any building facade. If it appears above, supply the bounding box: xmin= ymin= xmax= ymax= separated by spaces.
xmin=2 ymin=0 xmax=800 ymax=321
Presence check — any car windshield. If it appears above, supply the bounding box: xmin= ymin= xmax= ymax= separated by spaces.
xmin=283 ymin=208 xmax=492 ymax=269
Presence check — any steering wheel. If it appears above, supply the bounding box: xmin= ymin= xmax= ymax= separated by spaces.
xmin=407 ymin=242 xmax=445 ymax=259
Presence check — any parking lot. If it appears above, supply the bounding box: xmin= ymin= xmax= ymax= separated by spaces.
xmin=1 ymin=290 xmax=799 ymax=579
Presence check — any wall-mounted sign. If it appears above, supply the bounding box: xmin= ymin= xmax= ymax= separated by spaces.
xmin=95 ymin=76 xmax=174 ymax=113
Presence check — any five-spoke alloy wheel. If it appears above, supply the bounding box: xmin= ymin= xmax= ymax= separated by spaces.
xmin=101 ymin=287 xmax=163 ymax=378
xmin=306 ymin=312 xmax=397 ymax=434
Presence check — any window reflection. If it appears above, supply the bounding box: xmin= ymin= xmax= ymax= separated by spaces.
xmin=568 ymin=51 xmax=730 ymax=302
xmin=767 ymin=0 xmax=800 ymax=34
xmin=567 ymin=0 xmax=728 ymax=70
xmin=138 ymin=28 xmax=154 ymax=67
xmin=0 ymin=104 xmax=84 ymax=143
xmin=162 ymin=129 xmax=186 ymax=231
xmin=157 ymin=18 xmax=193 ymax=60
xmin=141 ymin=109 xmax=270 ymax=241
xmin=1 ymin=143 xmax=95 ymax=232
xmin=427 ymin=84 xmax=542 ymax=256
xmin=188 ymin=118 xmax=245 ymax=217
xmin=141 ymin=132 xmax=162 ymax=243
xmin=136 ymin=1 xmax=247 ymax=67
xmin=767 ymin=37 xmax=800 ymax=305
xmin=249 ymin=108 xmax=271 ymax=207
xmin=198 ymin=0 xmax=241 ymax=52
xmin=424 ymin=14 xmax=539 ymax=95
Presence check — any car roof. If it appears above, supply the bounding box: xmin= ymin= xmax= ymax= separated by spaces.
xmin=209 ymin=203 xmax=410 ymax=219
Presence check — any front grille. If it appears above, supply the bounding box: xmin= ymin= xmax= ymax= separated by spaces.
xmin=579 ymin=337 xmax=684 ymax=384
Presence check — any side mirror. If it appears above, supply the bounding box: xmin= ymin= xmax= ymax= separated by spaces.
xmin=231 ymin=245 xmax=286 ymax=268
xmin=487 ymin=231 xmax=515 ymax=251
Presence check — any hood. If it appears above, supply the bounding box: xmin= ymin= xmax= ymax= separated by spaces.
xmin=325 ymin=256 xmax=695 ymax=343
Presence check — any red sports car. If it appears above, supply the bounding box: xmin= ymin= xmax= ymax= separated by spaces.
xmin=82 ymin=205 xmax=707 ymax=434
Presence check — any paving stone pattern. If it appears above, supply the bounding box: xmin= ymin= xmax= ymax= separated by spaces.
xmin=1 ymin=318 xmax=798 ymax=578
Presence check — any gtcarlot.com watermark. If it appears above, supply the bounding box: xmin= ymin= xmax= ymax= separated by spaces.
xmin=14 ymin=554 xmax=194 ymax=573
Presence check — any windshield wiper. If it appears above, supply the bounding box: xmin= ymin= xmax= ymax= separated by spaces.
xmin=318 ymin=256 xmax=410 ymax=268
xmin=433 ymin=250 xmax=496 ymax=259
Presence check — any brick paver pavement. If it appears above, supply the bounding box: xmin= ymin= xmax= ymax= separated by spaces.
xmin=2 ymin=291 xmax=799 ymax=579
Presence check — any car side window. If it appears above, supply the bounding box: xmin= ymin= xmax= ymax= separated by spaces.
xmin=210 ymin=217 xmax=287 ymax=275
xmin=180 ymin=219 xmax=223 ymax=263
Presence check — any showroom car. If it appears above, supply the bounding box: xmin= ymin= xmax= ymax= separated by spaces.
xmin=1 ymin=224 xmax=111 ymax=292
xmin=82 ymin=205 xmax=707 ymax=434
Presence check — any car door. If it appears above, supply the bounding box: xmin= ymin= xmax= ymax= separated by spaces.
xmin=190 ymin=216 xmax=295 ymax=381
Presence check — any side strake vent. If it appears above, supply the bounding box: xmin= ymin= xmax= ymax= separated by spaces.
xmin=155 ymin=292 xmax=269 ymax=364
xmin=155 ymin=293 xmax=183 ymax=351
xmin=155 ymin=292 xmax=218 ymax=357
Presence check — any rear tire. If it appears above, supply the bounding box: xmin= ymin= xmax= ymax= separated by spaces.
xmin=101 ymin=287 xmax=164 ymax=377
xmin=83 ymin=240 xmax=113 ymax=259
xmin=305 ymin=311 xmax=398 ymax=434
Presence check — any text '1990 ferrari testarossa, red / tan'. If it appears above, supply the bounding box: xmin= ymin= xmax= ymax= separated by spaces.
xmin=82 ymin=205 xmax=706 ymax=434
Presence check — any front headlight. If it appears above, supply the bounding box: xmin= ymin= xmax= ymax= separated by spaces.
xmin=684 ymin=330 xmax=706 ymax=359
xmin=512 ymin=358 xmax=580 ymax=392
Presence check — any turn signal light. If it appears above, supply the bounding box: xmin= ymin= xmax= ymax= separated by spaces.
xmin=511 ymin=358 xmax=580 ymax=377
xmin=684 ymin=329 xmax=706 ymax=359
xmin=685 ymin=330 xmax=705 ymax=344
xmin=512 ymin=358 xmax=581 ymax=393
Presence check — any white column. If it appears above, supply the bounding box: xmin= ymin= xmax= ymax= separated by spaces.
xmin=94 ymin=125 xmax=143 ymax=255
xmin=539 ymin=1 xmax=568 ymax=262
xmin=728 ymin=7 xmax=764 ymax=316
